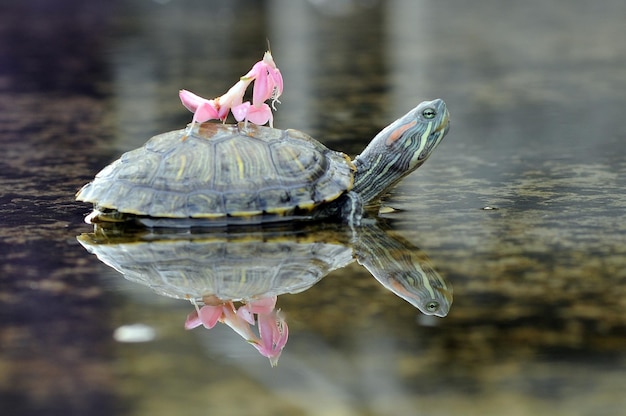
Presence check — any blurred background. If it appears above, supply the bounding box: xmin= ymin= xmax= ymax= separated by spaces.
xmin=1 ymin=0 xmax=625 ymax=415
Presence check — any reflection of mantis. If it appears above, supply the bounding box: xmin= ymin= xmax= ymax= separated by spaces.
xmin=78 ymin=220 xmax=452 ymax=365
xmin=185 ymin=297 xmax=288 ymax=367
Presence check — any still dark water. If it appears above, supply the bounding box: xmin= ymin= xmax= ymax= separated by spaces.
xmin=2 ymin=0 xmax=626 ymax=415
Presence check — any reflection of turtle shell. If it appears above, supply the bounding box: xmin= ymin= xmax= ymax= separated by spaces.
xmin=78 ymin=227 xmax=353 ymax=303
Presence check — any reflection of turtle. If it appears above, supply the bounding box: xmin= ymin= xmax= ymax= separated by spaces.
xmin=78 ymin=221 xmax=452 ymax=316
xmin=76 ymin=100 xmax=449 ymax=226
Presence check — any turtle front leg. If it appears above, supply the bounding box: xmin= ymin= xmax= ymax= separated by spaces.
xmin=310 ymin=192 xmax=363 ymax=226
xmin=339 ymin=192 xmax=364 ymax=227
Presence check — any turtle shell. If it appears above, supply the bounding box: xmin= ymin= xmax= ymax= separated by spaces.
xmin=76 ymin=122 xmax=355 ymax=220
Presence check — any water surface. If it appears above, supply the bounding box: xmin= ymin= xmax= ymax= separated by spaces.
xmin=1 ymin=0 xmax=626 ymax=415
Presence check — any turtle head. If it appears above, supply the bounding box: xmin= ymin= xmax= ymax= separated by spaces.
xmin=353 ymin=99 xmax=450 ymax=204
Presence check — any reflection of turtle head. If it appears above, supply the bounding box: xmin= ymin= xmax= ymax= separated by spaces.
xmin=380 ymin=269 xmax=453 ymax=318
xmin=354 ymin=224 xmax=453 ymax=317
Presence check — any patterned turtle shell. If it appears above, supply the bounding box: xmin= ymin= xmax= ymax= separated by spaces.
xmin=76 ymin=122 xmax=355 ymax=221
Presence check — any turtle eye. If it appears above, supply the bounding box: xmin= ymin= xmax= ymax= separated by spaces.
xmin=426 ymin=301 xmax=440 ymax=312
xmin=422 ymin=108 xmax=437 ymax=119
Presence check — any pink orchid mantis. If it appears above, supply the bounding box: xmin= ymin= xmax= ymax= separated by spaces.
xmin=179 ymin=51 xmax=283 ymax=129
xmin=184 ymin=296 xmax=288 ymax=366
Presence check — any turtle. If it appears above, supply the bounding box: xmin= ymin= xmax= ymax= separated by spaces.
xmin=76 ymin=99 xmax=449 ymax=226
xmin=77 ymin=221 xmax=452 ymax=317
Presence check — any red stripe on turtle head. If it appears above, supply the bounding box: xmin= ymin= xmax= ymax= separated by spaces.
xmin=385 ymin=120 xmax=417 ymax=146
